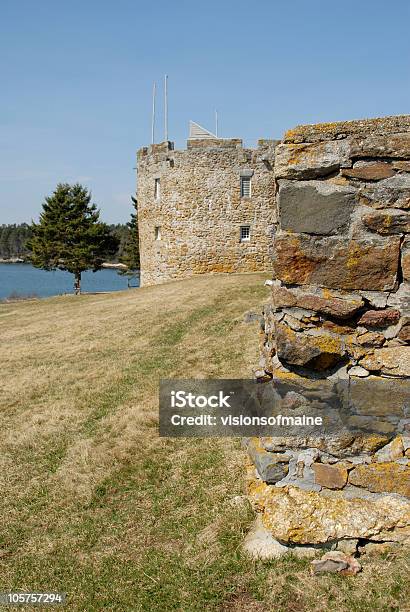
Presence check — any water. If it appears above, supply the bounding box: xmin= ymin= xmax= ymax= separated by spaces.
xmin=0 ymin=263 xmax=139 ymax=300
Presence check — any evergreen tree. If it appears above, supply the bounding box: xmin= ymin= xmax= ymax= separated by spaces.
xmin=109 ymin=223 xmax=130 ymax=261
xmin=27 ymin=183 xmax=119 ymax=294
xmin=119 ymin=196 xmax=140 ymax=286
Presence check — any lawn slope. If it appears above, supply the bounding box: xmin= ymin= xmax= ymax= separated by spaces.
xmin=0 ymin=273 xmax=408 ymax=611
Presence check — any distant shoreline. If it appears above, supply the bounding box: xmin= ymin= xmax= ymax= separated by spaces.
xmin=0 ymin=259 xmax=128 ymax=269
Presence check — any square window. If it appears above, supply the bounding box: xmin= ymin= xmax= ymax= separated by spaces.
xmin=240 ymin=225 xmax=250 ymax=242
xmin=155 ymin=226 xmax=161 ymax=241
xmin=240 ymin=176 xmax=251 ymax=197
xmin=154 ymin=178 xmax=160 ymax=200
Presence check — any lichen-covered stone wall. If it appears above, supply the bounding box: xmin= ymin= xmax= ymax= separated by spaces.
xmin=250 ymin=114 xmax=410 ymax=554
xmin=137 ymin=138 xmax=277 ymax=286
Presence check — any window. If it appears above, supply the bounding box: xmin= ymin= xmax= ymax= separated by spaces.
xmin=154 ymin=178 xmax=160 ymax=200
xmin=240 ymin=225 xmax=250 ymax=242
xmin=155 ymin=226 xmax=161 ymax=241
xmin=240 ymin=176 xmax=251 ymax=197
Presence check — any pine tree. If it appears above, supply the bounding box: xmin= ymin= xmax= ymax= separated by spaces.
xmin=27 ymin=183 xmax=119 ymax=294
xmin=119 ymin=196 xmax=140 ymax=286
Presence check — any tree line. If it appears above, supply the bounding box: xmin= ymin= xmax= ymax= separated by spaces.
xmin=0 ymin=221 xmax=132 ymax=261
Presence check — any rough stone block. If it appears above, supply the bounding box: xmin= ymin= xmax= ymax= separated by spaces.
xmin=275 ymin=321 xmax=345 ymax=370
xmin=358 ymin=308 xmax=401 ymax=327
xmin=262 ymin=430 xmax=390 ymax=456
xmin=273 ymin=234 xmax=400 ymax=291
xmin=362 ymin=209 xmax=410 ymax=234
xmin=360 ymin=346 xmax=410 ymax=377
xmin=347 ymin=377 xmax=410 ymax=417
xmin=387 ymin=282 xmax=410 ymax=311
xmin=278 ymin=180 xmax=356 ymax=235
xmin=348 ymin=365 xmax=370 ymax=377
xmin=275 ymin=141 xmax=351 ymax=179
xmin=342 ymin=161 xmax=395 ymax=181
xmin=272 ymin=283 xmax=364 ymax=318
xmin=360 ymin=290 xmax=389 ymax=308
xmin=247 ymin=439 xmax=289 ymax=484
xmin=355 ymin=330 xmax=385 ymax=347
xmin=348 ymin=463 xmax=410 ymax=497
xmin=248 ymin=480 xmax=410 ymax=544
xmin=402 ymin=239 xmax=410 ymax=282
xmin=351 ymin=133 xmax=410 ymax=159
xmin=374 ymin=437 xmax=404 ymax=462
xmin=312 ymin=463 xmax=348 ymax=489
xmin=346 ymin=415 xmax=397 ymax=435
xmin=359 ymin=174 xmax=410 ymax=209
xmin=284 ymin=116 xmax=410 ymax=144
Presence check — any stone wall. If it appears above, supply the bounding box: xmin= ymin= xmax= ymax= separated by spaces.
xmin=137 ymin=138 xmax=277 ymax=286
xmin=249 ymin=115 xmax=410 ymax=554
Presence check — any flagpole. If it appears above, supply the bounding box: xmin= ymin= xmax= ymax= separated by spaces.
xmin=151 ymin=82 xmax=156 ymax=145
xmin=164 ymin=74 xmax=168 ymax=142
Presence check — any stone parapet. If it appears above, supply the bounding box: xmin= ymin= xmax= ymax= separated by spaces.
xmin=284 ymin=114 xmax=410 ymax=143
xmin=250 ymin=114 xmax=410 ymax=553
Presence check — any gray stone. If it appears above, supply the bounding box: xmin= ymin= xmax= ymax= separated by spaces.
xmin=247 ymin=440 xmax=290 ymax=484
xmin=282 ymin=306 xmax=317 ymax=320
xmin=343 ymin=455 xmax=371 ymax=465
xmin=351 ymin=132 xmax=410 ymax=159
xmin=278 ymin=180 xmax=356 ymax=235
xmin=283 ymin=314 xmax=307 ymax=331
xmin=275 ymin=449 xmax=322 ymax=492
xmin=311 ymin=551 xmax=361 ymax=574
xmin=274 ymin=140 xmax=351 ymax=179
xmin=387 ymin=282 xmax=410 ymax=311
xmin=347 ymin=376 xmax=410 ymax=417
xmin=383 ymin=323 xmax=401 ymax=340
xmin=360 ymin=346 xmax=410 ymax=377
xmin=360 ymin=291 xmax=389 ymax=308
xmin=374 ymin=437 xmax=404 ymax=462
xmin=243 ymin=517 xmax=326 ymax=560
xmin=359 ymin=174 xmax=410 ymax=209
xmin=348 ymin=366 xmax=369 ymax=378
xmin=327 ymin=365 xmax=350 ymax=381
xmin=336 ymin=539 xmax=359 ymax=555
xmin=242 ymin=515 xmax=289 ymax=560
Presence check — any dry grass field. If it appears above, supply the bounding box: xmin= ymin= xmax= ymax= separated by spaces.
xmin=0 ymin=272 xmax=409 ymax=611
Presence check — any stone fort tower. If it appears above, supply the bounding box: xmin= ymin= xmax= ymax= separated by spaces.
xmin=136 ymin=129 xmax=278 ymax=286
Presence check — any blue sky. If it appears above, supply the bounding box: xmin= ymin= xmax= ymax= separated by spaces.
xmin=1 ymin=0 xmax=410 ymax=224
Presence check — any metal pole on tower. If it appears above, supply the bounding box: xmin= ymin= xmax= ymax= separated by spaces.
xmin=151 ymin=82 xmax=156 ymax=145
xmin=215 ymin=110 xmax=218 ymax=137
xmin=164 ymin=74 xmax=168 ymax=142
